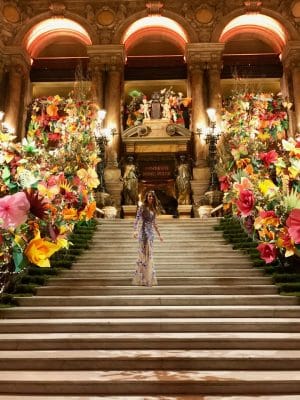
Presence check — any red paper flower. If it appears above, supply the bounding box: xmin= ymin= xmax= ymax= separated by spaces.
xmin=257 ymin=242 xmax=277 ymax=264
xmin=259 ymin=150 xmax=278 ymax=168
xmin=236 ymin=189 xmax=255 ymax=217
xmin=286 ymin=209 xmax=300 ymax=244
xmin=219 ymin=176 xmax=230 ymax=192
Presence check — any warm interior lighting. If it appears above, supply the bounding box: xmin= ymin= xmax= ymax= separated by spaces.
xmin=25 ymin=18 xmax=92 ymax=57
xmin=207 ymin=108 xmax=216 ymax=123
xmin=122 ymin=16 xmax=188 ymax=52
xmin=220 ymin=14 xmax=287 ymax=52
xmin=97 ymin=109 xmax=107 ymax=122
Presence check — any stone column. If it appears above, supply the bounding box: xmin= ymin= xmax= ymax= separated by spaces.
xmin=0 ymin=58 xmax=6 ymax=111
xmin=105 ymin=64 xmax=123 ymax=167
xmin=282 ymin=41 xmax=300 ymax=134
xmin=3 ymin=48 xmax=31 ymax=140
xmin=88 ymin=58 xmax=105 ymax=109
xmin=186 ymin=43 xmax=224 ymax=211
xmin=207 ymin=61 xmax=223 ymax=125
xmin=188 ymin=62 xmax=207 ymax=165
xmin=87 ymin=45 xmax=125 ymax=213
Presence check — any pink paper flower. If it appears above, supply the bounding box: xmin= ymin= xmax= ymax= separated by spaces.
xmin=0 ymin=192 xmax=30 ymax=229
xmin=236 ymin=189 xmax=255 ymax=217
xmin=286 ymin=209 xmax=300 ymax=244
xmin=257 ymin=242 xmax=277 ymax=264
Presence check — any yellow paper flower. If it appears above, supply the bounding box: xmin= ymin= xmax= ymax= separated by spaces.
xmin=25 ymin=230 xmax=61 ymax=268
xmin=257 ymin=132 xmax=271 ymax=142
xmin=77 ymin=168 xmax=99 ymax=189
xmin=258 ymin=179 xmax=279 ymax=197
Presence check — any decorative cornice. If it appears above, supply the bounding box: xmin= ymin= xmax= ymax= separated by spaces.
xmin=281 ymin=41 xmax=300 ymax=68
xmin=87 ymin=44 xmax=126 ymax=67
xmin=186 ymin=43 xmax=225 ymax=66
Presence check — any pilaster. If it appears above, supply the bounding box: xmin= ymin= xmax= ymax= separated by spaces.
xmin=3 ymin=46 xmax=31 ymax=140
xmin=282 ymin=41 xmax=300 ymax=134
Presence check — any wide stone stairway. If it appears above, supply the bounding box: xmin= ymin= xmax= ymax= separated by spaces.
xmin=0 ymin=218 xmax=300 ymax=399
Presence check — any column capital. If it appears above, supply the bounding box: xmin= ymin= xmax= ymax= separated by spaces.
xmin=282 ymin=41 xmax=300 ymax=69
xmin=4 ymin=46 xmax=31 ymax=74
xmin=87 ymin=44 xmax=125 ymax=70
xmin=185 ymin=43 xmax=225 ymax=66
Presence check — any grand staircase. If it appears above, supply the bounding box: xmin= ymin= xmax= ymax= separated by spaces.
xmin=0 ymin=218 xmax=300 ymax=399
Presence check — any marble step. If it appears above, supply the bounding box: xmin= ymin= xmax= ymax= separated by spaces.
xmin=71 ymin=261 xmax=254 ymax=268
xmin=79 ymin=251 xmax=246 ymax=258
xmin=59 ymin=269 xmax=263 ymax=277
xmin=0 ymin=396 xmax=299 ymax=400
xmin=2 ymin=305 xmax=300 ymax=319
xmin=1 ymin=332 xmax=300 ymax=351
xmin=91 ymin=239 xmax=228 ymax=244
xmin=1 ymin=349 xmax=300 ymax=370
xmin=16 ymin=294 xmax=299 ymax=307
xmin=35 ymin=285 xmax=278 ymax=296
xmin=0 ymin=370 xmax=300 ymax=395
xmin=45 ymin=277 xmax=272 ymax=286
xmin=1 ymin=318 xmax=300 ymax=334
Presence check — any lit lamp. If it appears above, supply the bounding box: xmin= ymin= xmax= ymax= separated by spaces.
xmin=94 ymin=109 xmax=114 ymax=192
xmin=203 ymin=107 xmax=221 ymax=191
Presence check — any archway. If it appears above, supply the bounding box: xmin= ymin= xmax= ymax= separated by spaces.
xmin=24 ymin=18 xmax=92 ymax=98
xmin=219 ymin=14 xmax=288 ymax=95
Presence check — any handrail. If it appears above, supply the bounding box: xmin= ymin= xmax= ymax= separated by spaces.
xmin=210 ymin=203 xmax=224 ymax=216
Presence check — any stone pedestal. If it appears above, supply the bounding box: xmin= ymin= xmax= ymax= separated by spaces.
xmin=198 ymin=205 xmax=213 ymax=219
xmin=104 ymin=167 xmax=123 ymax=217
xmin=122 ymin=205 xmax=138 ymax=219
xmin=178 ymin=204 xmax=192 ymax=218
xmin=191 ymin=166 xmax=210 ymax=206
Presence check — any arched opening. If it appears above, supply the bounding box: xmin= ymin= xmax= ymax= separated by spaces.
xmin=219 ymin=14 xmax=287 ymax=95
xmin=121 ymin=16 xmax=190 ymax=210
xmin=122 ymin=16 xmax=188 ymax=80
xmin=24 ymin=18 xmax=92 ymax=97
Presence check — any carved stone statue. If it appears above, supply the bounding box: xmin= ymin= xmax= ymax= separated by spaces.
xmin=176 ymin=155 xmax=192 ymax=205
xmin=122 ymin=155 xmax=138 ymax=205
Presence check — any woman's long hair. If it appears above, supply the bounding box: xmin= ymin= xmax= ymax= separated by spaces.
xmin=142 ymin=190 xmax=161 ymax=216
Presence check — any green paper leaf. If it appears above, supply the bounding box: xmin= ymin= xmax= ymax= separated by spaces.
xmin=12 ymin=245 xmax=25 ymax=273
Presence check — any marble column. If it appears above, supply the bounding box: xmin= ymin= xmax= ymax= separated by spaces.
xmin=188 ymin=62 xmax=207 ymax=165
xmin=282 ymin=41 xmax=300 ymax=134
xmin=207 ymin=61 xmax=222 ymax=125
xmin=105 ymin=64 xmax=122 ymax=167
xmin=5 ymin=61 xmax=29 ymax=140
xmin=87 ymin=45 xmax=125 ymax=213
xmin=186 ymin=43 xmax=224 ymax=211
xmin=89 ymin=60 xmax=105 ymax=109
xmin=0 ymin=58 xmax=6 ymax=111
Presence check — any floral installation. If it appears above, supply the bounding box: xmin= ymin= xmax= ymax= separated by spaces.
xmin=124 ymin=87 xmax=191 ymax=128
xmin=0 ymin=95 xmax=99 ymax=276
xmin=217 ymin=92 xmax=300 ymax=265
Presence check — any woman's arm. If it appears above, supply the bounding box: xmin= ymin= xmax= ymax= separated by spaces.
xmin=153 ymin=215 xmax=163 ymax=242
xmin=133 ymin=206 xmax=142 ymax=238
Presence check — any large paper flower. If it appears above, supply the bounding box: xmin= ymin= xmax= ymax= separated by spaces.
xmin=257 ymin=242 xmax=277 ymax=264
xmin=236 ymin=189 xmax=255 ymax=217
xmin=77 ymin=168 xmax=99 ymax=189
xmin=0 ymin=192 xmax=30 ymax=229
xmin=286 ymin=209 xmax=300 ymax=244
xmin=25 ymin=229 xmax=61 ymax=268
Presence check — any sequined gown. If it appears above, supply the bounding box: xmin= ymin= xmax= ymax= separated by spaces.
xmin=132 ymin=206 xmax=158 ymax=286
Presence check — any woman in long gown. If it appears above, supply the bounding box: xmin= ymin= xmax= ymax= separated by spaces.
xmin=132 ymin=191 xmax=163 ymax=286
